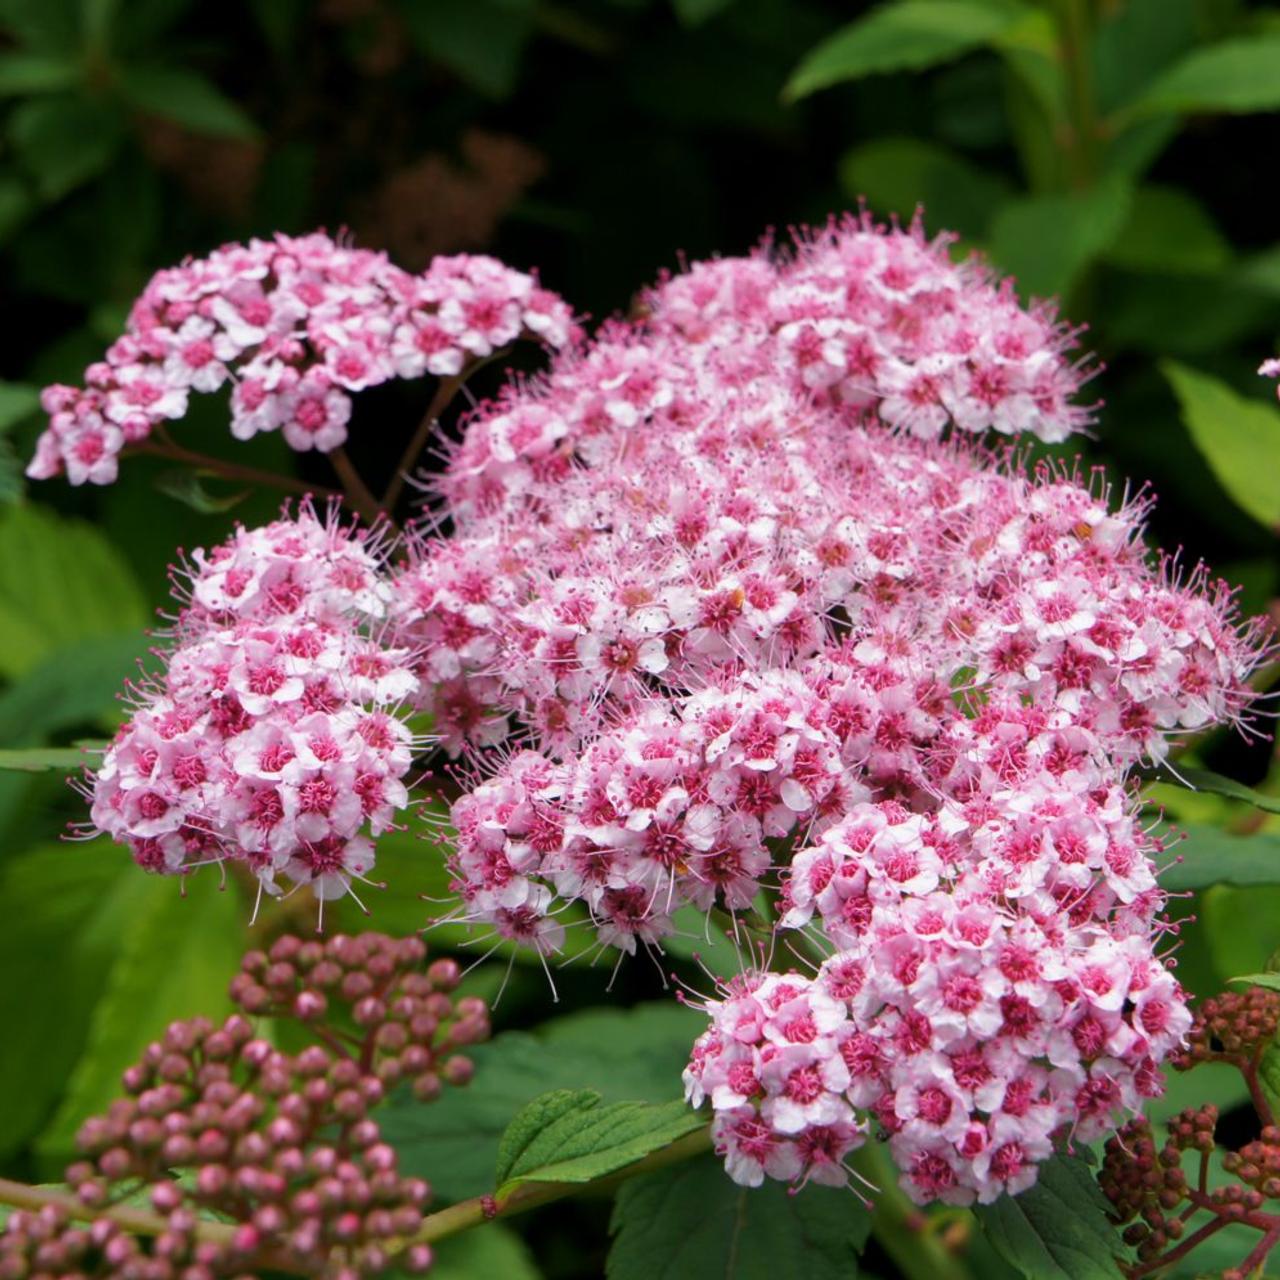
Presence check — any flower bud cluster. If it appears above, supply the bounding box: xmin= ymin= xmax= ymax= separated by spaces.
xmin=1099 ymin=1117 xmax=1192 ymax=1263
xmin=1173 ymin=986 xmax=1280 ymax=1068
xmin=0 ymin=931 xmax=488 ymax=1279
xmin=28 ymin=233 xmax=576 ymax=484
xmin=85 ymin=505 xmax=418 ymax=908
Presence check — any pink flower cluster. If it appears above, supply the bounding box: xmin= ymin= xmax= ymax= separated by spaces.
xmin=28 ymin=232 xmax=576 ymax=484
xmin=86 ymin=506 xmax=419 ymax=909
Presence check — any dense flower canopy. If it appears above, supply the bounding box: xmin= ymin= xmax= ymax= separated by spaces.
xmin=41 ymin=214 xmax=1271 ymax=1207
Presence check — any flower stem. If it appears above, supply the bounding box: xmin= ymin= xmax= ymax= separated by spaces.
xmin=329 ymin=446 xmax=385 ymax=525
xmin=1127 ymin=1215 xmax=1229 ymax=1279
xmin=382 ymin=374 xmax=465 ymax=514
xmin=132 ymin=439 xmax=337 ymax=501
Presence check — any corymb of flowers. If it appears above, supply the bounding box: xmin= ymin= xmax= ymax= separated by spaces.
xmin=27 ymin=217 xmax=1274 ymax=1214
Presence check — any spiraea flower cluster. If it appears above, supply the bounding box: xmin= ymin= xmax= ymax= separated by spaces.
xmin=41 ymin=214 xmax=1273 ymax=1209
xmin=0 ymin=932 xmax=490 ymax=1280
xmin=85 ymin=505 xmax=418 ymax=911
xmin=28 ymin=232 xmax=576 ymax=484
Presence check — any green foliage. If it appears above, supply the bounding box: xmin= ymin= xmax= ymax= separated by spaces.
xmin=607 ymin=1151 xmax=871 ymax=1280
xmin=495 ymin=1090 xmax=705 ymax=1191
xmin=1163 ymin=362 xmax=1280 ymax=530
xmin=1161 ymin=825 xmax=1280 ymax=893
xmin=974 ymin=1155 xmax=1125 ymax=1280
xmin=1130 ymin=36 xmax=1280 ymax=117
xmin=431 ymin=1226 xmax=543 ymax=1280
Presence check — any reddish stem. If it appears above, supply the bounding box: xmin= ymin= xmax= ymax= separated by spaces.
xmin=1127 ymin=1216 xmax=1228 ymax=1279
xmin=132 ymin=439 xmax=336 ymax=500
xmin=381 ymin=373 xmax=464 ymax=513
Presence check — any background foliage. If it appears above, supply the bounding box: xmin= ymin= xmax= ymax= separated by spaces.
xmin=1 ymin=0 xmax=1279 ymax=1275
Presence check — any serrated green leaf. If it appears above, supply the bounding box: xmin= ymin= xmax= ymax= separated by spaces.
xmin=783 ymin=0 xmax=1026 ymax=101
xmin=8 ymin=94 xmax=124 ymax=200
xmin=839 ymin=135 xmax=1011 ymax=240
xmin=974 ymin=1154 xmax=1124 ymax=1280
xmin=607 ymin=1151 xmax=871 ymax=1280
xmin=382 ymin=1002 xmax=702 ymax=1202
xmin=1129 ymin=36 xmax=1280 ymax=118
xmin=1103 ymin=185 xmax=1229 ymax=275
xmin=36 ymin=874 xmax=245 ymax=1163
xmin=496 ymin=1090 xmax=705 ymax=1192
xmin=118 ymin=64 xmax=259 ymax=138
xmin=1162 ymin=362 xmax=1280 ymax=531
xmin=989 ymin=176 xmax=1132 ymax=299
xmin=1159 ymin=825 xmax=1280 ymax=893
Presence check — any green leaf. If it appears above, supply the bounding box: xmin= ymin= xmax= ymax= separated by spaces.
xmin=1129 ymin=36 xmax=1280 ymax=118
xmin=670 ymin=0 xmax=734 ymax=24
xmin=1159 ymin=825 xmax=1280 ymax=893
xmin=1162 ymin=362 xmax=1280 ymax=531
xmin=838 ymin=135 xmax=1011 ymax=240
xmin=989 ymin=176 xmax=1132 ymax=299
xmin=8 ymin=94 xmax=124 ymax=200
xmin=607 ymin=1151 xmax=871 ymax=1280
xmin=382 ymin=1002 xmax=702 ymax=1202
xmin=397 ymin=0 xmax=534 ymax=99
xmin=155 ymin=469 xmax=251 ymax=514
xmin=0 ymin=743 xmax=100 ymax=772
xmin=1103 ymin=185 xmax=1230 ymax=275
xmin=1090 ymin=0 xmax=1196 ymax=116
xmin=36 ymin=872 xmax=245 ymax=1163
xmin=495 ymin=1090 xmax=705 ymax=1191
xmin=0 ymin=503 xmax=148 ymax=680
xmin=1229 ymin=973 xmax=1280 ymax=993
xmin=430 ymin=1225 xmax=542 ymax=1280
xmin=117 ymin=64 xmax=259 ymax=138
xmin=0 ymin=381 xmax=40 ymax=432
xmin=783 ymin=0 xmax=1027 ymax=101
xmin=974 ymin=1154 xmax=1124 ymax=1280
xmin=0 ymin=52 xmax=79 ymax=96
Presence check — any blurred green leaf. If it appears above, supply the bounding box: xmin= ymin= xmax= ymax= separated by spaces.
xmin=989 ymin=175 xmax=1132 ymax=298
xmin=397 ymin=0 xmax=535 ymax=99
xmin=36 ymin=874 xmax=245 ymax=1162
xmin=0 ymin=171 xmax=34 ymax=243
xmin=1091 ymin=0 xmax=1197 ymax=115
xmin=1162 ymin=361 xmax=1280 ymax=530
xmin=608 ymin=1152 xmax=871 ymax=1280
xmin=155 ymin=469 xmax=251 ymax=514
xmin=117 ymin=64 xmax=259 ymax=138
xmin=431 ymin=1226 xmax=542 ymax=1280
xmin=839 ymin=135 xmax=1011 ymax=239
xmin=0 ymin=744 xmax=100 ymax=772
xmin=1159 ymin=825 xmax=1280 ymax=893
xmin=975 ymin=1154 xmax=1124 ymax=1280
xmin=0 ymin=381 xmax=41 ymax=432
xmin=495 ymin=1090 xmax=704 ymax=1191
xmin=783 ymin=0 xmax=1027 ymax=101
xmin=0 ymin=503 xmax=148 ymax=680
xmin=0 ymin=844 xmax=140 ymax=1157
xmin=383 ymin=1002 xmax=701 ymax=1202
xmin=0 ymin=52 xmax=80 ymax=95
xmin=1202 ymin=885 xmax=1280 ymax=987
xmin=1230 ymin=973 xmax=1280 ymax=992
xmin=1103 ymin=185 xmax=1229 ymax=275
xmin=1129 ymin=35 xmax=1280 ymax=118
xmin=8 ymin=94 xmax=125 ymax=200
xmin=0 ymin=0 xmax=81 ymax=54
xmin=670 ymin=0 xmax=734 ymax=24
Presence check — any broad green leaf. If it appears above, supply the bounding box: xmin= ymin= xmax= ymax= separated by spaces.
xmin=607 ymin=1151 xmax=871 ymax=1280
xmin=382 ymin=1002 xmax=702 ymax=1202
xmin=1159 ymin=825 xmax=1280 ymax=893
xmin=0 ymin=503 xmax=147 ymax=680
xmin=0 ymin=52 xmax=78 ymax=96
xmin=1090 ymin=0 xmax=1196 ymax=115
xmin=397 ymin=0 xmax=534 ymax=99
xmin=783 ymin=0 xmax=1027 ymax=101
xmin=989 ymin=176 xmax=1132 ymax=299
xmin=1229 ymin=973 xmax=1280 ymax=993
xmin=496 ymin=1090 xmax=705 ymax=1191
xmin=7 ymin=94 xmax=124 ymax=200
xmin=37 ymin=873 xmax=245 ymax=1162
xmin=0 ymin=381 xmax=40 ymax=432
xmin=118 ymin=65 xmax=259 ymax=139
xmin=1103 ymin=185 xmax=1229 ymax=275
xmin=1129 ymin=36 xmax=1280 ymax=118
xmin=430 ymin=1225 xmax=542 ymax=1280
xmin=1162 ymin=362 xmax=1280 ymax=531
xmin=839 ymin=136 xmax=1011 ymax=239
xmin=0 ymin=744 xmax=100 ymax=772
xmin=974 ymin=1154 xmax=1124 ymax=1280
